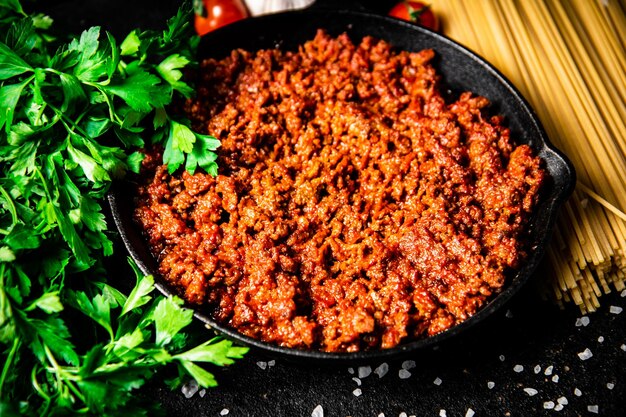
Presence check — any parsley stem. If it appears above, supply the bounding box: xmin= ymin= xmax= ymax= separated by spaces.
xmin=0 ymin=185 xmax=18 ymax=230
xmin=0 ymin=332 xmax=19 ymax=398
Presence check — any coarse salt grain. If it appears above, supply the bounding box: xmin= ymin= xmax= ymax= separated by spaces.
xmin=621 ymin=344 xmax=626 ymax=351
xmin=257 ymin=361 xmax=267 ymax=370
xmin=499 ymin=355 xmax=505 ymax=361
xmin=607 ymin=382 xmax=615 ymax=390
xmin=523 ymin=388 xmax=538 ymax=396
xmin=358 ymin=366 xmax=372 ymax=379
xmin=554 ymin=404 xmax=564 ymax=411
xmin=544 ymin=365 xmax=554 ymax=376
xmin=220 ymin=409 xmax=229 ymax=416
xmin=378 ymin=414 xmax=385 ymax=417
xmin=487 ymin=381 xmax=495 ymax=389
xmin=439 ymin=410 xmax=447 ymax=417
xmin=465 ymin=408 xmax=475 ymax=417
xmin=505 ymin=309 xmax=513 ymax=318
xmin=543 ymin=401 xmax=555 ymax=409
xmin=399 ymin=369 xmax=412 ymax=379
xmin=575 ymin=316 xmax=590 ymax=327
xmin=609 ymin=305 xmax=623 ymax=314
xmin=181 ymin=380 xmax=199 ymax=399
xmin=433 ymin=377 xmax=442 ymax=386
xmin=587 ymin=405 xmax=599 ymax=414
xmin=621 ymin=289 xmax=626 ymax=297
xmin=552 ymin=375 xmax=559 ymax=383
xmin=352 ymin=388 xmax=362 ymax=397
xmin=402 ymin=360 xmax=416 ymax=370
xmin=268 ymin=360 xmax=276 ymax=367
xmin=574 ymin=388 xmax=582 ymax=396
xmin=598 ymin=336 xmax=604 ymax=343
xmin=374 ymin=363 xmax=389 ymax=378
xmin=557 ymin=396 xmax=568 ymax=405
xmin=513 ymin=365 xmax=524 ymax=373
xmin=348 ymin=367 xmax=354 ymax=375
xmin=578 ymin=348 xmax=593 ymax=360
xmin=533 ymin=365 xmax=541 ymax=374
xmin=198 ymin=389 xmax=206 ymax=398
xmin=352 ymin=377 xmax=362 ymax=386
xmin=312 ymin=405 xmax=324 ymax=417
xmin=399 ymin=413 xmax=408 ymax=417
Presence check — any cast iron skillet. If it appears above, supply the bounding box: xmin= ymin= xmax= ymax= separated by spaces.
xmin=108 ymin=3 xmax=575 ymax=362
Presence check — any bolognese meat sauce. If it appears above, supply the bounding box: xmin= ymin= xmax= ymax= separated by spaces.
xmin=134 ymin=31 xmax=546 ymax=352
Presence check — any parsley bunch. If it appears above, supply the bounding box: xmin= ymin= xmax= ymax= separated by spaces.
xmin=0 ymin=1 xmax=244 ymax=415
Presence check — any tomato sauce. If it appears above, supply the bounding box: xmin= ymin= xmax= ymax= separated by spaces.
xmin=134 ymin=31 xmax=546 ymax=352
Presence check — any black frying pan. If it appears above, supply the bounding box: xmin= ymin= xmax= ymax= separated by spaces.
xmin=108 ymin=2 xmax=575 ymax=363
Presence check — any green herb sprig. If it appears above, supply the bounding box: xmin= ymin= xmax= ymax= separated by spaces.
xmin=0 ymin=1 xmax=243 ymax=416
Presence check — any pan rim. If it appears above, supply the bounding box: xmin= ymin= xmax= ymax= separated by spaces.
xmin=109 ymin=7 xmax=575 ymax=362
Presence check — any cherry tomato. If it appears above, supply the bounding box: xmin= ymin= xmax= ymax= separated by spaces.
xmin=388 ymin=1 xmax=439 ymax=32
xmin=194 ymin=0 xmax=249 ymax=36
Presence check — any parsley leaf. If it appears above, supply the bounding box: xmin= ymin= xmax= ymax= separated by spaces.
xmin=0 ymin=2 xmax=241 ymax=415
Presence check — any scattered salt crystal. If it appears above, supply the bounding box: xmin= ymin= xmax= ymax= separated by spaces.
xmin=609 ymin=305 xmax=623 ymax=314
xmin=621 ymin=344 xmax=626 ymax=351
xmin=268 ymin=360 xmax=276 ymax=367
xmin=543 ymin=401 xmax=555 ymax=410
xmin=598 ymin=336 xmax=604 ymax=343
xmin=552 ymin=374 xmax=559 ymax=383
xmin=587 ymin=405 xmax=599 ymax=414
xmin=312 ymin=405 xmax=324 ymax=417
xmin=574 ymin=388 xmax=582 ymax=397
xmin=499 ymin=355 xmax=505 ymax=361
xmin=544 ymin=365 xmax=554 ymax=376
xmin=374 ymin=363 xmax=389 ymax=378
xmin=198 ymin=389 xmax=206 ymax=398
xmin=513 ymin=365 xmax=524 ymax=373
xmin=399 ymin=413 xmax=408 ymax=417
xmin=607 ymin=382 xmax=615 ymax=390
xmin=533 ymin=365 xmax=541 ymax=374
xmin=378 ymin=414 xmax=385 ymax=417
xmin=257 ymin=361 xmax=267 ymax=370
xmin=578 ymin=348 xmax=593 ymax=360
xmin=352 ymin=377 xmax=362 ymax=386
xmin=439 ymin=410 xmax=447 ymax=417
xmin=399 ymin=369 xmax=412 ymax=379
xmin=358 ymin=366 xmax=372 ymax=379
xmin=505 ymin=309 xmax=513 ymax=318
xmin=352 ymin=388 xmax=362 ymax=397
xmin=523 ymin=388 xmax=538 ymax=396
xmin=465 ymin=408 xmax=475 ymax=417
xmin=402 ymin=360 xmax=416 ymax=370
xmin=620 ymin=289 xmax=626 ymax=297
xmin=554 ymin=404 xmax=564 ymax=411
xmin=557 ymin=396 xmax=568 ymax=405
xmin=487 ymin=381 xmax=495 ymax=389
xmin=575 ymin=316 xmax=590 ymax=327
xmin=220 ymin=409 xmax=229 ymax=416
xmin=181 ymin=380 xmax=199 ymax=399
xmin=433 ymin=377 xmax=442 ymax=386
xmin=348 ymin=367 xmax=354 ymax=375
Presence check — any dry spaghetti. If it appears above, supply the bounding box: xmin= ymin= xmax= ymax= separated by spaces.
xmin=432 ymin=0 xmax=626 ymax=312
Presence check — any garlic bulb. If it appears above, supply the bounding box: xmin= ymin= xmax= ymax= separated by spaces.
xmin=244 ymin=0 xmax=316 ymax=16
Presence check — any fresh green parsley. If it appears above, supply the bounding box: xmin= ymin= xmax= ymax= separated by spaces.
xmin=0 ymin=2 xmax=242 ymax=416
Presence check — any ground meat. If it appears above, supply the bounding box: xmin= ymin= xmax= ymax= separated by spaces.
xmin=133 ymin=31 xmax=546 ymax=352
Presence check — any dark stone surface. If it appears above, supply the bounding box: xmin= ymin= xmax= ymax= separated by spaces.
xmin=44 ymin=1 xmax=626 ymax=415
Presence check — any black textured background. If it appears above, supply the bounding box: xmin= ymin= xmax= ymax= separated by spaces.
xmin=42 ymin=1 xmax=626 ymax=416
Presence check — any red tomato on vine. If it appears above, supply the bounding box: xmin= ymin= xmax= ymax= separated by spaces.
xmin=193 ymin=0 xmax=249 ymax=35
xmin=388 ymin=1 xmax=439 ymax=32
